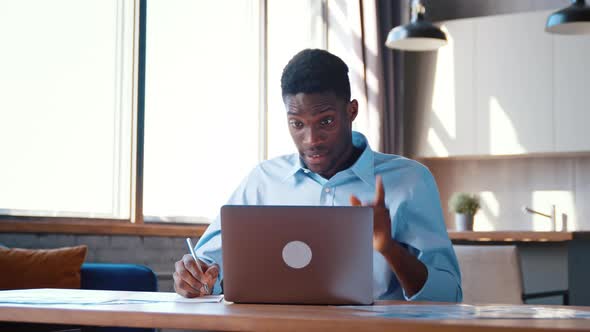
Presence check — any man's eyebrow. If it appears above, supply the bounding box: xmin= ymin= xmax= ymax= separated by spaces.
xmin=287 ymin=107 xmax=335 ymax=116
xmin=316 ymin=107 xmax=335 ymax=113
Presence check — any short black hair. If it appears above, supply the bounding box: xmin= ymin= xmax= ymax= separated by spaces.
xmin=281 ymin=49 xmax=351 ymax=101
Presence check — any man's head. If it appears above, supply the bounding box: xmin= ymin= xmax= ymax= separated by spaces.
xmin=280 ymin=49 xmax=359 ymax=179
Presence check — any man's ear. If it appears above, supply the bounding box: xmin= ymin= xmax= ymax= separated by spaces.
xmin=347 ymin=99 xmax=359 ymax=121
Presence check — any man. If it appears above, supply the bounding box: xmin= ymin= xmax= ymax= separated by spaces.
xmin=174 ymin=49 xmax=462 ymax=302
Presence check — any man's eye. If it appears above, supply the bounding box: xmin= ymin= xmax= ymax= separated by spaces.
xmin=289 ymin=120 xmax=303 ymax=129
xmin=320 ymin=118 xmax=334 ymax=126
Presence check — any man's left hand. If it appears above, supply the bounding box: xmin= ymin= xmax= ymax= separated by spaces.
xmin=350 ymin=175 xmax=394 ymax=254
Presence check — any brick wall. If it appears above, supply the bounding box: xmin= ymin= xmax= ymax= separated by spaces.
xmin=0 ymin=233 xmax=198 ymax=292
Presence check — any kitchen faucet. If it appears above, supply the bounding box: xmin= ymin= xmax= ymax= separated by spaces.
xmin=522 ymin=205 xmax=556 ymax=231
xmin=522 ymin=205 xmax=568 ymax=231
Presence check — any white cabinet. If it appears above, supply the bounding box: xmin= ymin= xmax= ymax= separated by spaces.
xmin=554 ymin=35 xmax=590 ymax=152
xmin=415 ymin=18 xmax=476 ymax=157
xmin=413 ymin=10 xmax=590 ymax=158
xmin=474 ymin=12 xmax=554 ymax=155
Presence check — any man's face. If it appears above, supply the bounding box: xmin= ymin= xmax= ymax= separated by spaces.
xmin=284 ymin=92 xmax=358 ymax=179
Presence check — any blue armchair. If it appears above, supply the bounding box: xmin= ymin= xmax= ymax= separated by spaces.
xmin=81 ymin=263 xmax=158 ymax=293
xmin=80 ymin=263 xmax=158 ymax=332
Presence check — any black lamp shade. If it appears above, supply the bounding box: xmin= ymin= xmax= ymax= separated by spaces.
xmin=386 ymin=20 xmax=447 ymax=51
xmin=546 ymin=0 xmax=590 ymax=34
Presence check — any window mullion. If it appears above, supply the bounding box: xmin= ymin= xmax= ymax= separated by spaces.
xmin=132 ymin=0 xmax=147 ymax=224
xmin=259 ymin=0 xmax=268 ymax=162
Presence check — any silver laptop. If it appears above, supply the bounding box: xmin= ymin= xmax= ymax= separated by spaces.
xmin=220 ymin=205 xmax=373 ymax=305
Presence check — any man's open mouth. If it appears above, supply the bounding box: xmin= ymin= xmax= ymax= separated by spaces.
xmin=305 ymin=152 xmax=328 ymax=165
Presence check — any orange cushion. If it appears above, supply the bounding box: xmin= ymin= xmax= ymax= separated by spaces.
xmin=0 ymin=245 xmax=87 ymax=290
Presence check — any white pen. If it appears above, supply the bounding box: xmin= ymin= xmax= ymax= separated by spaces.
xmin=186 ymin=237 xmax=210 ymax=295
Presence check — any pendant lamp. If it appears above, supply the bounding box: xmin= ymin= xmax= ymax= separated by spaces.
xmin=546 ymin=0 xmax=590 ymax=34
xmin=385 ymin=0 xmax=447 ymax=51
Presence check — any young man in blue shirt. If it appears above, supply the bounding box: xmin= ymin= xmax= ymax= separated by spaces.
xmin=174 ymin=49 xmax=462 ymax=302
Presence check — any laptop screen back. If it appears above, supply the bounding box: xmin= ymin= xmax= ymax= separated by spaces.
xmin=221 ymin=205 xmax=373 ymax=305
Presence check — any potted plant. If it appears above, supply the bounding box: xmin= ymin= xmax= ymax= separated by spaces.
xmin=448 ymin=192 xmax=480 ymax=231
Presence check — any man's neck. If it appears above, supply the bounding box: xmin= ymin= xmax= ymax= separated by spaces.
xmin=318 ymin=144 xmax=362 ymax=179
xmin=340 ymin=145 xmax=363 ymax=172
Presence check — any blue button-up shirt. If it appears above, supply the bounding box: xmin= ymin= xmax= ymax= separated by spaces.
xmin=195 ymin=131 xmax=462 ymax=302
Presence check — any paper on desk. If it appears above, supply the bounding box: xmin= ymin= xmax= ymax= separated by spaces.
xmin=0 ymin=289 xmax=223 ymax=306
xmin=342 ymin=304 xmax=590 ymax=320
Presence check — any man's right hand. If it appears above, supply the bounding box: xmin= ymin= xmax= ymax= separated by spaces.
xmin=173 ymin=254 xmax=219 ymax=298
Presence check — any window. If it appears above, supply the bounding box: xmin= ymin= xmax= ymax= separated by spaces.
xmin=266 ymin=0 xmax=326 ymax=158
xmin=0 ymin=0 xmax=134 ymax=219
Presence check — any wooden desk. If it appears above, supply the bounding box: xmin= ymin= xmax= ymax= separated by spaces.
xmin=1 ymin=289 xmax=590 ymax=331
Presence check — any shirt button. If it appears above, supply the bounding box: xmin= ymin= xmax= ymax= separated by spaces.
xmin=325 ymin=188 xmax=331 ymax=193
xmin=303 ymin=169 xmax=310 ymax=173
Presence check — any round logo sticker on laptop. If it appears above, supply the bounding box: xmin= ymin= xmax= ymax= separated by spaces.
xmin=282 ymin=240 xmax=312 ymax=269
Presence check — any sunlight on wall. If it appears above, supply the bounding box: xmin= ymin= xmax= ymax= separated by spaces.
xmin=531 ymin=191 xmax=576 ymax=231
xmin=329 ymin=0 xmax=349 ymax=40
xmin=361 ymin=58 xmax=382 ymax=152
xmin=267 ymin=0 xmax=324 ymax=159
xmin=474 ymin=191 xmax=498 ymax=231
xmin=431 ymin=25 xmax=456 ymax=140
xmin=427 ymin=128 xmax=449 ymax=156
xmin=489 ymin=97 xmax=524 ymax=154
xmin=328 ymin=1 xmax=375 ymax=148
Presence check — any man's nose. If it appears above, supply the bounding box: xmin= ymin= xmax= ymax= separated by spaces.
xmin=303 ymin=127 xmax=324 ymax=146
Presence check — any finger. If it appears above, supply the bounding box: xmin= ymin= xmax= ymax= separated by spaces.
xmin=350 ymin=195 xmax=363 ymax=206
xmin=374 ymin=175 xmax=385 ymax=206
xmin=182 ymin=254 xmax=206 ymax=280
xmin=177 ymin=257 xmax=205 ymax=292
xmin=203 ymin=264 xmax=220 ymax=294
xmin=205 ymin=264 xmax=220 ymax=280
xmin=176 ymin=265 xmax=204 ymax=293
xmin=173 ymin=271 xmax=201 ymax=298
xmin=183 ymin=253 xmax=210 ymax=276
xmin=197 ymin=259 xmax=209 ymax=272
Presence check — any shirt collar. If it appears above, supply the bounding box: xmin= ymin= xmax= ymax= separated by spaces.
xmin=282 ymin=156 xmax=308 ymax=181
xmin=349 ymin=131 xmax=375 ymax=187
xmin=281 ymin=131 xmax=375 ymax=184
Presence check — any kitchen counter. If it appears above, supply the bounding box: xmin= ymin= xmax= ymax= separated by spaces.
xmin=448 ymin=231 xmax=590 ymax=243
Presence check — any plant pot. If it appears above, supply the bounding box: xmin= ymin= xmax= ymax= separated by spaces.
xmin=455 ymin=213 xmax=474 ymax=231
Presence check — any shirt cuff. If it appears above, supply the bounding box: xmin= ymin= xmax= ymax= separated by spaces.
xmin=403 ymin=264 xmax=462 ymax=302
xmin=212 ymin=276 xmax=223 ymax=295
xmin=197 ymin=255 xmax=223 ymax=295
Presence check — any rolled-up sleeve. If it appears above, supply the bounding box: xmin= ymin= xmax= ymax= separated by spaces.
xmin=394 ymin=165 xmax=463 ymax=302
xmin=404 ymin=259 xmax=462 ymax=302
